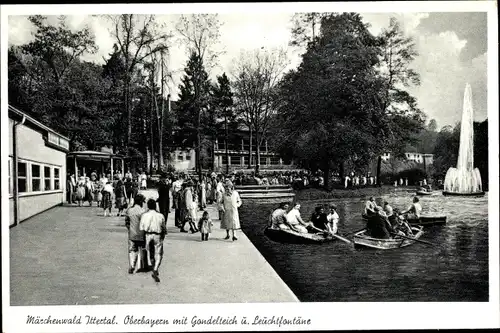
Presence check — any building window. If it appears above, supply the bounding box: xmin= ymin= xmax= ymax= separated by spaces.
xmin=44 ymin=166 xmax=52 ymax=191
xmin=185 ymin=153 xmax=191 ymax=161
xmin=270 ymin=157 xmax=280 ymax=165
xmin=54 ymin=168 xmax=60 ymax=190
xmin=32 ymin=164 xmax=42 ymax=191
xmin=18 ymin=161 xmax=27 ymax=193
xmin=178 ymin=154 xmax=184 ymax=161
xmin=222 ymin=155 xmax=228 ymax=165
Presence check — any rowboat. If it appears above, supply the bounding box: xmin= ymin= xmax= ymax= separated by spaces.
xmin=264 ymin=227 xmax=334 ymax=244
xmin=416 ymin=190 xmax=434 ymax=196
xmin=361 ymin=214 xmax=446 ymax=226
xmin=353 ymin=226 xmax=424 ymax=250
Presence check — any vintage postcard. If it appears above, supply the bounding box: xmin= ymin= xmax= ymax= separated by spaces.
xmin=1 ymin=1 xmax=499 ymax=332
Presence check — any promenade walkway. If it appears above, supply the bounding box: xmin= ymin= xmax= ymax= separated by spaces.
xmin=9 ymin=189 xmax=298 ymax=305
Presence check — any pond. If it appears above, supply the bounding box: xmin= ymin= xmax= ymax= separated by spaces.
xmin=239 ymin=191 xmax=489 ymax=302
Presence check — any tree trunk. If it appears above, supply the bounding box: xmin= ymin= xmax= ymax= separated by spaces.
xmin=339 ymin=161 xmax=345 ymax=186
xmin=255 ymin=132 xmax=261 ymax=175
xmin=323 ymin=164 xmax=330 ymax=190
xmin=225 ymin=115 xmax=229 ymax=175
xmin=196 ymin=109 xmax=202 ymax=181
xmin=376 ymin=155 xmax=382 ymax=187
xmin=125 ymin=74 xmax=131 ymax=150
xmin=159 ymin=57 xmax=165 ymax=171
xmin=248 ymin=128 xmax=253 ymax=170
xmin=150 ymin=99 xmax=154 ymax=175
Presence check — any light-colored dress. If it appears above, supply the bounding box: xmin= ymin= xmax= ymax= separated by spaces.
xmin=221 ymin=190 xmax=242 ymax=230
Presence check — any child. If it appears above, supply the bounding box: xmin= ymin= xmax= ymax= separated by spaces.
xmin=197 ymin=211 xmax=213 ymax=241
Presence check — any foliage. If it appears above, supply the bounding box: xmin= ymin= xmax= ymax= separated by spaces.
xmin=272 ymin=13 xmax=388 ymax=186
xmin=175 ymin=14 xmax=223 ymax=69
xmin=232 ymin=48 xmax=288 ymax=172
xmin=174 ymin=52 xmax=212 ymax=169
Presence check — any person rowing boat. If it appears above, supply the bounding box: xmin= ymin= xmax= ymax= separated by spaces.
xmin=310 ymin=205 xmax=329 ymax=232
xmin=366 ymin=206 xmax=394 ymax=239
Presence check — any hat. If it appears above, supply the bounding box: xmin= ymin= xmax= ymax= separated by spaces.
xmin=186 ymin=180 xmax=194 ymax=187
xmin=329 ymin=204 xmax=337 ymax=210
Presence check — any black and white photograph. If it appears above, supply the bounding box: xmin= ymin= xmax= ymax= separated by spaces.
xmin=2 ymin=1 xmax=499 ymax=332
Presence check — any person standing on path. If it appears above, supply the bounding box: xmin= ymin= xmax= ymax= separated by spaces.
xmin=182 ymin=181 xmax=199 ymax=233
xmin=140 ymin=199 xmax=167 ymax=282
xmin=171 ymin=176 xmax=183 ymax=228
xmin=102 ymin=181 xmax=114 ymax=216
xmin=125 ymin=194 xmax=146 ymax=274
xmin=221 ymin=180 xmax=242 ymax=241
xmin=157 ymin=173 xmax=171 ymax=222
xmin=216 ymin=175 xmax=225 ymax=221
xmin=115 ymin=179 xmax=127 ymax=217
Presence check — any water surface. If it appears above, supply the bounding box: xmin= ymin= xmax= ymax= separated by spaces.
xmin=239 ymin=191 xmax=489 ymax=302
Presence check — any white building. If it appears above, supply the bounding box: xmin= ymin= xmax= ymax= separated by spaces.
xmin=8 ymin=105 xmax=69 ymax=226
xmin=382 ymin=152 xmax=434 ymax=165
xmin=170 ymin=148 xmax=196 ymax=171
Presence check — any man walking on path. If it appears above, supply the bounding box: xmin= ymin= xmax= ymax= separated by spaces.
xmin=140 ymin=199 xmax=167 ymax=282
xmin=157 ymin=173 xmax=171 ymax=222
xmin=125 ymin=194 xmax=146 ymax=274
xmin=172 ymin=175 xmax=183 ymax=228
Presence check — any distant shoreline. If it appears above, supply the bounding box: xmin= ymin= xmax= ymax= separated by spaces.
xmin=295 ymin=186 xmax=415 ymax=201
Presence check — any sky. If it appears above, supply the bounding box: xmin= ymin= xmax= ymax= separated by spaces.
xmin=7 ymin=10 xmax=488 ymax=129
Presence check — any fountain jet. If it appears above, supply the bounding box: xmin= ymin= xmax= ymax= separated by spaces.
xmin=443 ymin=83 xmax=484 ymax=196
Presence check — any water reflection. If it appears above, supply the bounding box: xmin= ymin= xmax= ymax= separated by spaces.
xmin=239 ymin=192 xmax=489 ymax=302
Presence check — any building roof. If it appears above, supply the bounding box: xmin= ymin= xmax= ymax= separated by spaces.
xmin=8 ymin=105 xmax=70 ymax=141
xmin=67 ymin=150 xmax=124 ymax=159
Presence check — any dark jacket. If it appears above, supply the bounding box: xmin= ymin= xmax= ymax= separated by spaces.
xmin=310 ymin=212 xmax=328 ymax=230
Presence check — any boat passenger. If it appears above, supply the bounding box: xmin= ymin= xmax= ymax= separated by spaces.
xmin=383 ymin=201 xmax=395 ymax=225
xmin=326 ymin=204 xmax=339 ymax=235
xmin=270 ymin=202 xmax=291 ymax=230
xmin=393 ymin=211 xmax=414 ymax=237
xmin=401 ymin=196 xmax=423 ymax=220
xmin=366 ymin=207 xmax=393 ymax=239
xmin=286 ymin=203 xmax=313 ymax=233
xmin=310 ymin=206 xmax=328 ymax=231
xmin=364 ymin=197 xmax=378 ymax=217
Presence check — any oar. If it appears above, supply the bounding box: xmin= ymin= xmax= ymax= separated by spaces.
xmin=330 ymin=233 xmax=352 ymax=244
xmin=309 ymin=225 xmax=353 ymax=245
xmin=392 ymin=233 xmax=435 ymax=246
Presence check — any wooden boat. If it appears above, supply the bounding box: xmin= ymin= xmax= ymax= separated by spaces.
xmin=416 ymin=190 xmax=433 ymax=196
xmin=442 ymin=191 xmax=485 ymax=197
xmin=353 ymin=226 xmax=424 ymax=250
xmin=264 ymin=227 xmax=334 ymax=244
xmin=362 ymin=214 xmax=446 ymax=226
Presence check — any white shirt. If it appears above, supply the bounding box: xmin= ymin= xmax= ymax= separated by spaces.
xmin=140 ymin=210 xmax=166 ymax=234
xmin=364 ymin=200 xmax=376 ymax=215
xmin=327 ymin=211 xmax=339 ymax=234
xmin=286 ymin=208 xmax=302 ymax=225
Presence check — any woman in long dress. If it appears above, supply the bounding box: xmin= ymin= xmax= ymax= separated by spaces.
xmin=200 ymin=177 xmax=207 ymax=209
xmin=75 ymin=176 xmax=86 ymax=207
xmin=94 ymin=180 xmax=103 ymax=208
xmin=221 ymin=180 xmax=242 ymax=241
xmin=85 ymin=177 xmax=94 ymax=206
xmin=115 ymin=179 xmax=127 ymax=217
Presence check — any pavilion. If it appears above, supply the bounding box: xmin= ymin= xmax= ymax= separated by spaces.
xmin=67 ymin=150 xmax=125 ymax=178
